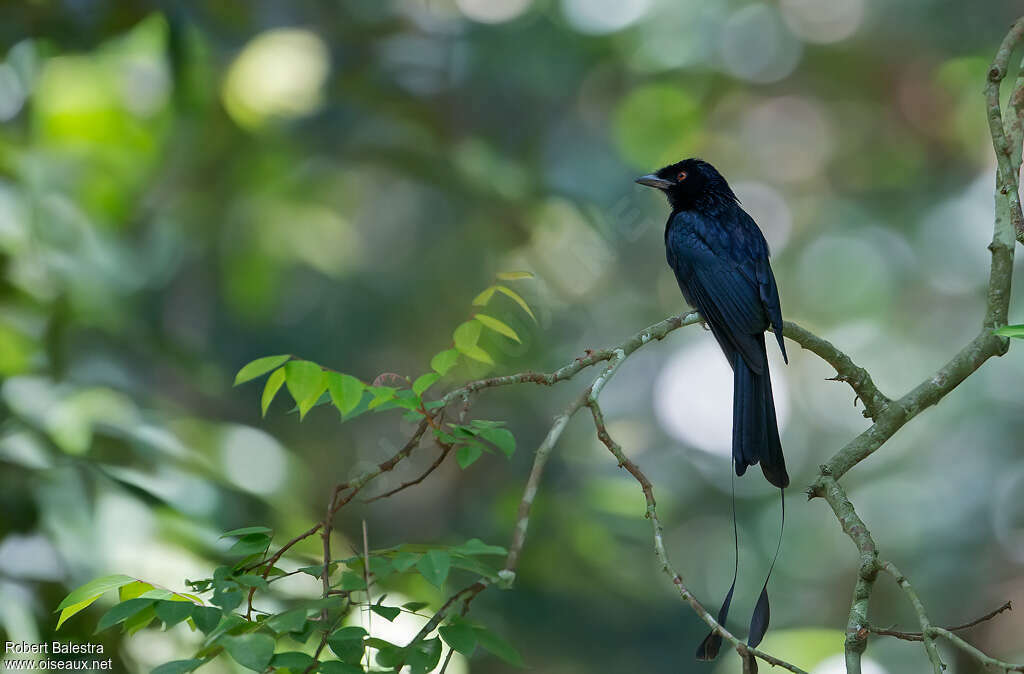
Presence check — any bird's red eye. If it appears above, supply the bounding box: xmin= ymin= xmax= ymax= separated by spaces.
xmin=677 ymin=171 xmax=687 ymax=181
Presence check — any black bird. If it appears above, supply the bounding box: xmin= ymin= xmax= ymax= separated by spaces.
xmin=637 ymin=158 xmax=789 ymax=488
xmin=637 ymin=158 xmax=789 ymax=658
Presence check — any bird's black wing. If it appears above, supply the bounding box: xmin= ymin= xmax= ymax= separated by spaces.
xmin=753 ymin=243 xmax=788 ymax=363
xmin=666 ymin=211 xmax=769 ymax=373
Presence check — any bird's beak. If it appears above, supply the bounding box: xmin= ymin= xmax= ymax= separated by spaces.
xmin=635 ymin=174 xmax=674 ymax=190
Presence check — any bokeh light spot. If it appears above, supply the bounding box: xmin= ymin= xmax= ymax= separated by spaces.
xmin=654 ymin=339 xmax=790 ymax=458
xmin=223 ymin=29 xmax=329 ymax=129
xmin=221 ymin=425 xmax=287 ymax=494
xmin=780 ymin=0 xmax=864 ymax=44
xmin=456 ymin=0 xmax=532 ymax=24
xmin=732 ymin=181 xmax=793 ymax=252
xmin=741 ymin=96 xmax=834 ymax=183
xmin=614 ymin=84 xmax=702 ymax=169
xmin=720 ymin=4 xmax=802 ymax=83
xmin=561 ymin=0 xmax=652 ymax=35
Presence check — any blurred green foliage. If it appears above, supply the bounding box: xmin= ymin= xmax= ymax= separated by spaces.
xmin=1 ymin=2 xmax=1024 ymax=673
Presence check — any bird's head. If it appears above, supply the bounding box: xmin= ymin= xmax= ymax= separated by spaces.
xmin=635 ymin=158 xmax=737 ymax=212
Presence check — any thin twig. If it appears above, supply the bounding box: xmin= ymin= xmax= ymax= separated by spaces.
xmin=363 ymin=441 xmax=453 ymax=503
xmin=869 ymin=601 xmax=1012 ymax=641
xmin=879 ymin=562 xmax=944 ymax=673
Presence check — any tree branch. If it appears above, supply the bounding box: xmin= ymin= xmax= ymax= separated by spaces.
xmin=868 ymin=601 xmax=1012 ymax=641
xmin=928 ymin=627 xmax=1024 ymax=672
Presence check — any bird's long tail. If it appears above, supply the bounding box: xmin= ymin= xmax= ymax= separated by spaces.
xmin=732 ymin=338 xmax=789 ymax=489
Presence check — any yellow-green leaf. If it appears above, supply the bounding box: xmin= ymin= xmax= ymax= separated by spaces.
xmin=327 ymin=372 xmax=365 ymax=416
xmin=56 ymin=596 xmax=102 ymax=630
xmin=413 ymin=373 xmax=441 ymax=396
xmin=57 ymin=575 xmax=137 ymax=612
xmin=120 ymin=581 xmax=154 ymax=601
xmin=430 ymin=349 xmax=459 ymax=375
xmin=234 ymin=355 xmax=290 ymax=385
xmin=459 ymin=344 xmax=494 ymax=365
xmin=496 ymin=271 xmax=534 ymax=281
xmin=494 ymin=286 xmax=535 ymax=322
xmin=474 ymin=314 xmax=521 ymax=343
xmin=261 ymin=367 xmax=286 ymax=417
xmin=367 ymin=386 xmax=397 ymax=410
xmin=284 ymin=361 xmax=327 ymax=420
xmin=472 ymin=286 xmax=497 ymax=306
xmin=453 ymin=320 xmax=482 ymax=350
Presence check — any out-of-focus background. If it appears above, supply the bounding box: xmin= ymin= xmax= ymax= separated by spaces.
xmin=1 ymin=1 xmax=1023 ymax=672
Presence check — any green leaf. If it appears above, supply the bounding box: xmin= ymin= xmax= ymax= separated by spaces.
xmin=57 ymin=574 xmax=137 ymax=612
xmin=192 ymin=606 xmax=222 ymax=634
xmin=371 ymin=639 xmax=406 ymax=668
xmin=337 ymin=571 xmax=367 ymax=590
xmin=154 ymin=600 xmax=194 ymax=627
xmin=319 ymin=662 xmax=365 ymax=674
xmin=450 ymin=555 xmax=502 ymax=582
xmin=456 ymin=443 xmax=484 ymax=469
xmin=96 ymin=598 xmax=154 ymax=632
xmin=327 ymin=372 xmax=365 ymax=416
xmin=233 ymin=574 xmax=268 ymax=589
xmin=452 ymin=320 xmax=482 ymax=350
xmin=494 ymin=285 xmax=536 ymax=322
xmin=327 ymin=626 xmax=367 ymax=665
xmin=367 ymin=386 xmax=397 ymax=410
xmin=496 ymin=270 xmax=534 ymax=280
xmin=270 ymin=652 xmax=316 ymax=670
xmin=220 ymin=633 xmax=275 ymax=671
xmin=416 ymin=549 xmax=451 ymax=588
xmin=474 ymin=625 xmax=524 ymax=666
xmin=152 ymin=659 xmax=205 ymax=674
xmin=430 ymin=348 xmax=459 ymax=375
xmin=474 ymin=314 xmax=521 ymax=342
xmin=228 ymin=533 xmax=271 ymax=558
xmin=211 ymin=589 xmax=242 ymax=612
xmin=261 ymin=367 xmax=286 ymax=417
xmin=480 ymin=427 xmax=515 ymax=458
xmin=371 ymin=604 xmax=401 ymax=621
xmin=285 ymin=360 xmax=328 ymax=420
xmin=124 ymin=606 xmax=156 ymax=635
xmin=453 ymin=538 xmax=507 ymax=556
xmin=392 ymin=551 xmax=421 ymax=572
xmin=407 ymin=638 xmax=442 ymax=673
xmin=402 ymin=601 xmax=429 ymax=612
xmin=412 ymin=372 xmax=440 ymax=396
xmin=119 ymin=581 xmax=154 ymax=601
xmin=56 ymin=596 xmax=102 ymax=630
xmin=267 ymin=608 xmax=308 ymax=634
xmin=459 ymin=344 xmax=494 ymax=365
xmin=330 ymin=625 xmax=367 ymax=640
xmin=235 ymin=355 xmax=290 ymax=385
xmin=220 ymin=526 xmax=272 ymax=538
xmin=439 ymin=621 xmax=477 ymax=655
xmin=472 ymin=286 xmax=497 ymax=306
xmin=994 ymin=324 xmax=1024 ymax=338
